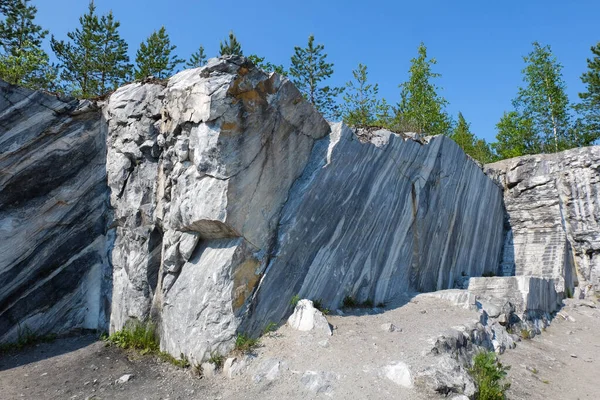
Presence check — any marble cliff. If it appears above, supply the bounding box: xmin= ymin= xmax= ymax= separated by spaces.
xmin=0 ymin=56 xmax=597 ymax=363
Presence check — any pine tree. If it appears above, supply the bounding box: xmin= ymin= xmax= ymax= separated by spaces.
xmin=0 ymin=0 xmax=56 ymax=90
xmin=340 ymin=63 xmax=387 ymax=127
xmin=219 ymin=31 xmax=242 ymax=56
xmin=573 ymin=41 xmax=600 ymax=145
xmin=134 ymin=26 xmax=183 ymax=79
xmin=247 ymin=54 xmax=287 ymax=76
xmin=514 ymin=42 xmax=571 ymax=152
xmin=395 ymin=43 xmax=452 ymax=135
xmin=290 ymin=34 xmax=343 ymax=119
xmin=450 ymin=112 xmax=476 ymax=154
xmin=94 ymin=11 xmax=132 ymax=93
xmin=449 ymin=112 xmax=496 ymax=163
xmin=51 ymin=1 xmax=101 ymax=97
xmin=187 ymin=45 xmax=206 ymax=68
xmin=493 ymin=111 xmax=540 ymax=159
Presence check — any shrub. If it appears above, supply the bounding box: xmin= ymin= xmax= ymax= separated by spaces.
xmin=290 ymin=294 xmax=300 ymax=307
xmin=208 ymin=352 xmax=224 ymax=369
xmin=312 ymin=299 xmax=330 ymax=315
xmin=520 ymin=329 xmax=531 ymax=340
xmin=235 ymin=333 xmax=259 ymax=354
xmin=482 ymin=271 xmax=496 ymax=277
xmin=342 ymin=296 xmax=375 ymax=309
xmin=107 ymin=320 xmax=159 ymax=354
xmin=469 ymin=351 xmax=510 ymax=400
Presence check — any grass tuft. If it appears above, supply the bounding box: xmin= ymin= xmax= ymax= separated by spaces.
xmin=469 ymin=350 xmax=511 ymax=400
xmin=107 ymin=320 xmax=159 ymax=354
xmin=341 ymin=296 xmax=375 ymax=309
xmin=520 ymin=329 xmax=531 ymax=340
xmin=234 ymin=333 xmax=260 ymax=354
xmin=263 ymin=322 xmax=278 ymax=335
xmin=290 ymin=294 xmax=300 ymax=307
xmin=312 ymin=299 xmax=330 ymax=315
xmin=208 ymin=352 xmax=225 ymax=369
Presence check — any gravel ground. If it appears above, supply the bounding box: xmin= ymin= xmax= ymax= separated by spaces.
xmin=1 ymin=295 xmax=598 ymax=400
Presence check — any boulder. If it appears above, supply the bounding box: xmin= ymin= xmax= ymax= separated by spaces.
xmin=287 ymin=299 xmax=332 ymax=336
xmin=383 ymin=361 xmax=413 ymax=388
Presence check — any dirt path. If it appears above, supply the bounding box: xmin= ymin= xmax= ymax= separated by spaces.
xmin=1 ymin=296 xmax=598 ymax=400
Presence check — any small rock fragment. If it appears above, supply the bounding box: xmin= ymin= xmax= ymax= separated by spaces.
xmin=116 ymin=374 xmax=133 ymax=384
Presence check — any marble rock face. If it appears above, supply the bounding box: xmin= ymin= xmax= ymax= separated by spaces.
xmin=486 ymin=147 xmax=600 ymax=294
xmin=244 ymin=124 xmax=506 ymax=333
xmin=0 ymin=82 xmax=110 ymax=343
xmin=104 ymin=56 xmax=331 ymax=363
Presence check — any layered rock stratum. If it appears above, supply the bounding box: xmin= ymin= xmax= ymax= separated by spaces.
xmin=0 ymin=56 xmax=598 ymax=367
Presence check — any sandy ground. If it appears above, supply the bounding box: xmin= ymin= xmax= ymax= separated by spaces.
xmin=1 ymin=295 xmax=598 ymax=400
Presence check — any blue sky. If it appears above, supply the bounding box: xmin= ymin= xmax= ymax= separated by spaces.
xmin=34 ymin=0 xmax=599 ymax=142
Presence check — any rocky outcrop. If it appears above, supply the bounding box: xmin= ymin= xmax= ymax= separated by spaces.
xmin=245 ymin=124 xmax=505 ymax=333
xmin=486 ymin=148 xmax=600 ymax=294
xmin=0 ymin=82 xmax=110 ymax=343
xmin=104 ymin=57 xmax=331 ymax=362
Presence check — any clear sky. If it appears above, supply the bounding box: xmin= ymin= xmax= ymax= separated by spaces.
xmin=34 ymin=0 xmax=599 ymax=142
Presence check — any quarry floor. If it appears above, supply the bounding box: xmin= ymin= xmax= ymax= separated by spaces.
xmin=0 ymin=296 xmax=598 ymax=400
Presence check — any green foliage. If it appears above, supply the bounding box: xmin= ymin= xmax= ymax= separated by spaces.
xmin=263 ymin=322 xmax=278 ymax=335
xmin=0 ymin=0 xmax=56 ymax=90
xmin=290 ymin=34 xmax=343 ymax=119
xmin=312 ymin=299 xmax=330 ymax=315
xmin=520 ymin=329 xmax=531 ymax=339
xmin=247 ymin=54 xmax=287 ymax=76
xmin=502 ymin=42 xmax=572 ymax=154
xmin=395 ymin=42 xmax=452 ymax=135
xmin=290 ymin=294 xmax=300 ymax=307
xmin=234 ymin=333 xmax=259 ymax=354
xmin=208 ymin=352 xmax=224 ymax=369
xmin=186 ymin=45 xmax=206 ymax=68
xmin=0 ymin=325 xmax=56 ymax=354
xmin=340 ymin=63 xmax=389 ymax=128
xmin=565 ymin=287 xmax=573 ymax=298
xmin=481 ymin=271 xmax=496 ymax=277
xmin=51 ymin=2 xmax=131 ymax=97
xmin=493 ymin=111 xmax=540 ymax=159
xmin=107 ymin=320 xmax=159 ymax=354
xmin=469 ymin=351 xmax=510 ymax=400
xmin=134 ymin=26 xmax=183 ymax=80
xmin=573 ymin=41 xmax=600 ymax=146
xmin=450 ymin=112 xmax=496 ymax=163
xmin=158 ymin=351 xmax=190 ymax=368
xmin=342 ymin=296 xmax=374 ymax=309
xmin=219 ymin=31 xmax=242 ymax=56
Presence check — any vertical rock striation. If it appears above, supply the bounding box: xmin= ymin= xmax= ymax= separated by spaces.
xmin=104 ymin=57 xmax=331 ymax=362
xmin=0 ymin=82 xmax=110 ymax=343
xmin=486 ymin=147 xmax=600 ymax=294
xmin=244 ymin=125 xmax=505 ymax=333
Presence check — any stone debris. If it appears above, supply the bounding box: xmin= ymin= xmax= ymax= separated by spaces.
xmin=115 ymin=374 xmax=133 ymax=384
xmin=383 ymin=361 xmax=413 ymax=388
xmin=287 ymin=300 xmax=332 ymax=336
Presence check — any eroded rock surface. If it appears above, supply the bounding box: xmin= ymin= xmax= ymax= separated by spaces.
xmin=486 ymin=148 xmax=600 ymax=294
xmin=0 ymin=82 xmax=110 ymax=343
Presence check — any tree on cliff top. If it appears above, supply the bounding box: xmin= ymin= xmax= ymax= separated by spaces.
xmin=450 ymin=112 xmax=496 ymax=163
xmin=290 ymin=34 xmax=343 ymax=119
xmin=394 ymin=42 xmax=452 ymax=135
xmin=340 ymin=63 xmax=388 ymax=127
xmin=493 ymin=111 xmax=540 ymax=159
xmin=51 ymin=1 xmax=131 ymax=97
xmin=247 ymin=54 xmax=287 ymax=76
xmin=573 ymin=41 xmax=600 ymax=146
xmin=187 ymin=45 xmax=206 ymax=68
xmin=219 ymin=31 xmax=242 ymax=56
xmin=0 ymin=0 xmax=57 ymax=90
xmin=514 ymin=42 xmax=571 ymax=152
xmin=134 ymin=26 xmax=183 ymax=80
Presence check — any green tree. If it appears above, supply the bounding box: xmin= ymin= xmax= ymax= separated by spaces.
xmin=449 ymin=112 xmax=495 ymax=163
xmin=134 ymin=26 xmax=183 ymax=79
xmin=51 ymin=1 xmax=101 ymax=97
xmin=340 ymin=63 xmax=388 ymax=127
xmin=573 ymin=42 xmax=600 ymax=146
xmin=493 ymin=111 xmax=540 ymax=159
xmin=219 ymin=31 xmax=242 ymax=56
xmin=0 ymin=0 xmax=56 ymax=89
xmin=187 ymin=45 xmax=206 ymax=68
xmin=93 ymin=10 xmax=131 ymax=93
xmin=290 ymin=34 xmax=343 ymax=119
xmin=247 ymin=54 xmax=287 ymax=76
xmin=514 ymin=42 xmax=571 ymax=152
xmin=395 ymin=42 xmax=452 ymax=135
